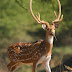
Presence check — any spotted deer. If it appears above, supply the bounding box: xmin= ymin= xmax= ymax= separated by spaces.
xmin=7 ymin=0 xmax=63 ymax=72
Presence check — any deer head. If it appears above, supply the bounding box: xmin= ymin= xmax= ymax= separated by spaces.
xmin=30 ymin=0 xmax=63 ymax=37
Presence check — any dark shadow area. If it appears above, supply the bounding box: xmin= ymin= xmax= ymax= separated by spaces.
xmin=26 ymin=28 xmax=46 ymax=40
xmin=51 ymin=56 xmax=72 ymax=72
xmin=55 ymin=26 xmax=72 ymax=46
xmin=63 ymin=0 xmax=72 ymax=21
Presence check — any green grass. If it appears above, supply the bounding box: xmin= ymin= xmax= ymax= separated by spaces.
xmin=53 ymin=46 xmax=72 ymax=55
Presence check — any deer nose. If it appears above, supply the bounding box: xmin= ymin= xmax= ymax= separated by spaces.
xmin=50 ymin=32 xmax=54 ymax=36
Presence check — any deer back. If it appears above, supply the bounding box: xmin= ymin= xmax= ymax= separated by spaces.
xmin=8 ymin=40 xmax=46 ymax=63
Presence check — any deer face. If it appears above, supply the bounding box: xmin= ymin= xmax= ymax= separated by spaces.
xmin=48 ymin=25 xmax=55 ymax=36
xmin=42 ymin=24 xmax=55 ymax=36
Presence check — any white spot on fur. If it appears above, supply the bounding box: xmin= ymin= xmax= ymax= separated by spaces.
xmin=48 ymin=36 xmax=53 ymax=44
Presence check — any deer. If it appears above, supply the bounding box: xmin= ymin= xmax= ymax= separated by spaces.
xmin=7 ymin=0 xmax=63 ymax=72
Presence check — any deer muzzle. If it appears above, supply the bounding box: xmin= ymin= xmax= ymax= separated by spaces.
xmin=50 ymin=32 xmax=55 ymax=36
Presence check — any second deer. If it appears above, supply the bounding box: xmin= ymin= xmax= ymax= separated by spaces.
xmin=7 ymin=0 xmax=63 ymax=72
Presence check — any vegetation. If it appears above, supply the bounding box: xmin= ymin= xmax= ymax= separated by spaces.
xmin=0 ymin=0 xmax=72 ymax=72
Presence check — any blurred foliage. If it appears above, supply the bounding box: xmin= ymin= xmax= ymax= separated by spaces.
xmin=0 ymin=0 xmax=72 ymax=48
xmin=0 ymin=0 xmax=72 ymax=71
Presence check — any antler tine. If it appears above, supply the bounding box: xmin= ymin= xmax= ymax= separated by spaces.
xmin=30 ymin=0 xmax=45 ymax=25
xmin=52 ymin=0 xmax=63 ymax=23
xmin=30 ymin=0 xmax=40 ymax=24
xmin=30 ymin=0 xmax=49 ymax=25
xmin=57 ymin=0 xmax=61 ymax=19
xmin=54 ymin=11 xmax=57 ymax=18
xmin=36 ymin=13 xmax=40 ymax=22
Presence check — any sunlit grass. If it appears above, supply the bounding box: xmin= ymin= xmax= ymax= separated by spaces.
xmin=53 ymin=46 xmax=72 ymax=55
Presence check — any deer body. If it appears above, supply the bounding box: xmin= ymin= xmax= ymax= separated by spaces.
xmin=7 ymin=0 xmax=63 ymax=72
xmin=7 ymin=31 xmax=53 ymax=72
xmin=8 ymin=40 xmax=46 ymax=63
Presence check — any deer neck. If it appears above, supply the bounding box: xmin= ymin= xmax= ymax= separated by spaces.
xmin=45 ymin=32 xmax=54 ymax=56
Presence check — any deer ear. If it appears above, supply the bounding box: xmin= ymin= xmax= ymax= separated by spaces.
xmin=55 ymin=24 xmax=60 ymax=28
xmin=42 ymin=24 xmax=47 ymax=30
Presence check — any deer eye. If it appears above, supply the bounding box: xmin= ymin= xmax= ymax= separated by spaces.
xmin=50 ymin=29 xmax=52 ymax=31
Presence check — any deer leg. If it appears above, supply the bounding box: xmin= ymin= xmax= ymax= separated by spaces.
xmin=32 ymin=63 xmax=36 ymax=72
xmin=43 ymin=61 xmax=51 ymax=72
xmin=42 ymin=56 xmax=51 ymax=72
xmin=10 ymin=62 xmax=23 ymax=72
xmin=7 ymin=61 xmax=17 ymax=71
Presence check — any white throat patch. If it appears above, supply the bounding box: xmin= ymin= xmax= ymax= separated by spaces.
xmin=48 ymin=36 xmax=53 ymax=44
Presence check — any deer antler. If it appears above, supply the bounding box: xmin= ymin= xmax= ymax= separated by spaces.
xmin=30 ymin=0 xmax=49 ymax=26
xmin=52 ymin=0 xmax=63 ymax=23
